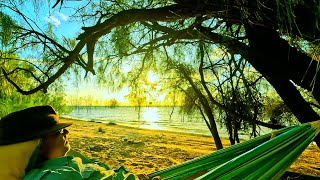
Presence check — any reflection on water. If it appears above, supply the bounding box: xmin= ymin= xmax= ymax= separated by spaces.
xmin=63 ymin=106 xmax=248 ymax=138
xmin=142 ymin=107 xmax=160 ymax=122
xmin=140 ymin=123 xmax=164 ymax=130
xmin=140 ymin=107 xmax=163 ymax=130
xmin=64 ymin=106 xmax=217 ymax=136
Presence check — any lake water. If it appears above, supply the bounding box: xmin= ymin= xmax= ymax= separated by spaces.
xmin=62 ymin=106 xmax=261 ymax=139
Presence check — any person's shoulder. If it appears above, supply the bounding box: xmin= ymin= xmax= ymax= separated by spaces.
xmin=23 ymin=168 xmax=44 ymax=180
xmin=23 ymin=156 xmax=81 ymax=180
xmin=41 ymin=169 xmax=83 ymax=180
xmin=23 ymin=166 xmax=83 ymax=180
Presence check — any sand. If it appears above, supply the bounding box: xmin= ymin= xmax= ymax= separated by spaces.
xmin=62 ymin=118 xmax=320 ymax=177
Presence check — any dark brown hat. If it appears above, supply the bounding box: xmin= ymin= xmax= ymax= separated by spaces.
xmin=0 ymin=105 xmax=72 ymax=145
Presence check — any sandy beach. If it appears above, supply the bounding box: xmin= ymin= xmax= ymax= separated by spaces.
xmin=62 ymin=118 xmax=320 ymax=177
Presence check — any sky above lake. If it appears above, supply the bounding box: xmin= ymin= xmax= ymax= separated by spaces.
xmin=5 ymin=1 xmax=156 ymax=104
xmin=3 ymin=1 xmax=185 ymax=106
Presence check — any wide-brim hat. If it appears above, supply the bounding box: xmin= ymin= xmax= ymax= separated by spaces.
xmin=0 ymin=105 xmax=72 ymax=145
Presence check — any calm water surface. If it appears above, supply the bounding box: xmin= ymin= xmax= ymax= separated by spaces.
xmin=63 ymin=106 xmax=262 ymax=139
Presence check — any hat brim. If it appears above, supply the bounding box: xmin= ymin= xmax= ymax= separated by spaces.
xmin=35 ymin=122 xmax=73 ymax=137
xmin=2 ymin=122 xmax=73 ymax=145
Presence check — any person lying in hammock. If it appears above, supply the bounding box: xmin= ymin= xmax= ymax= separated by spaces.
xmin=0 ymin=105 xmax=157 ymax=180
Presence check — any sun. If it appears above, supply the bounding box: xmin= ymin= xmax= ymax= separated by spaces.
xmin=147 ymin=72 xmax=159 ymax=83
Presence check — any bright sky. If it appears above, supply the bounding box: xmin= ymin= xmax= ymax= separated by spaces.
xmin=11 ymin=1 xmax=83 ymax=37
xmin=63 ymin=71 xmax=164 ymax=105
xmin=6 ymin=1 xmax=127 ymax=103
xmin=66 ymin=85 xmax=130 ymax=103
xmin=5 ymin=1 xmax=171 ymax=105
xmin=147 ymin=72 xmax=159 ymax=83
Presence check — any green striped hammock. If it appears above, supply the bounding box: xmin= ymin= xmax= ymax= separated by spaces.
xmin=147 ymin=120 xmax=320 ymax=180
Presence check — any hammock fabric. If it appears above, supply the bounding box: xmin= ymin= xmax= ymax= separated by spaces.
xmin=147 ymin=120 xmax=320 ymax=180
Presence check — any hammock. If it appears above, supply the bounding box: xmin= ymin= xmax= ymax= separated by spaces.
xmin=147 ymin=120 xmax=320 ymax=180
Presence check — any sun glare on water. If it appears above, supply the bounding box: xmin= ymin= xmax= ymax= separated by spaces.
xmin=142 ymin=107 xmax=160 ymax=122
xmin=140 ymin=107 xmax=163 ymax=130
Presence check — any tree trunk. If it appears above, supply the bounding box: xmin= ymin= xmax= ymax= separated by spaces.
xmin=251 ymin=124 xmax=257 ymax=138
xmin=233 ymin=120 xmax=240 ymax=143
xmin=226 ymin=114 xmax=235 ymax=145
xmin=245 ymin=25 xmax=320 ymax=147
xmin=180 ymin=66 xmax=223 ymax=149
xmin=251 ymin=110 xmax=258 ymax=138
xmin=137 ymin=105 xmax=141 ymax=121
xmin=201 ymin=101 xmax=224 ymax=149
xmin=169 ymin=106 xmax=174 ymax=121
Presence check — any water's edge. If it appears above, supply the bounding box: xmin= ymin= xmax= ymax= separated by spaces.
xmin=62 ymin=106 xmax=269 ymax=140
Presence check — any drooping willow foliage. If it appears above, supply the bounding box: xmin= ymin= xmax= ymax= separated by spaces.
xmin=0 ymin=0 xmax=319 ymax=146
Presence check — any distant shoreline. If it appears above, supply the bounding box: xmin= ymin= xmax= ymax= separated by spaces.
xmin=61 ymin=106 xmax=273 ymax=140
xmin=61 ymin=116 xmax=214 ymax=138
xmin=60 ymin=115 xmax=255 ymax=140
